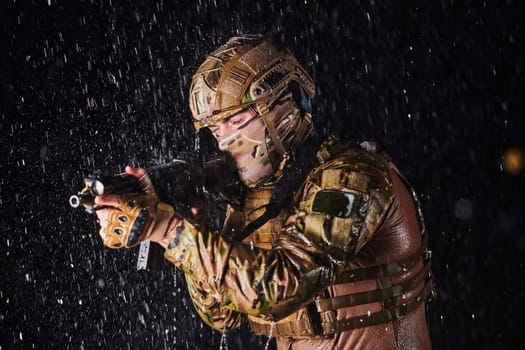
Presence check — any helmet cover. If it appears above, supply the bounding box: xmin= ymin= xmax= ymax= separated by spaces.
xmin=189 ymin=35 xmax=315 ymax=129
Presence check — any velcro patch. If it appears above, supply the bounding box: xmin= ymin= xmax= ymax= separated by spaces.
xmin=311 ymin=189 xmax=356 ymax=218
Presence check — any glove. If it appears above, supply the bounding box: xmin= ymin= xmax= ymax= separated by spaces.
xmin=95 ymin=166 xmax=175 ymax=249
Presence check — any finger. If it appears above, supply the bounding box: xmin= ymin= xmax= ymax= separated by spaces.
xmin=95 ymin=194 xmax=123 ymax=207
xmin=125 ymin=166 xmax=155 ymax=193
xmin=132 ymin=167 xmax=157 ymax=194
xmin=125 ymin=166 xmax=145 ymax=179
xmin=189 ymin=198 xmax=204 ymax=215
xmin=190 ymin=207 xmax=200 ymax=216
xmin=95 ymin=208 xmax=110 ymax=222
xmin=96 ymin=209 xmax=109 ymax=237
xmin=99 ymin=227 xmax=108 ymax=240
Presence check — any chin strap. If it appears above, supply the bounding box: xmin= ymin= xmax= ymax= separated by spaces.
xmin=256 ymin=102 xmax=288 ymax=157
xmin=256 ymin=90 xmax=307 ymax=162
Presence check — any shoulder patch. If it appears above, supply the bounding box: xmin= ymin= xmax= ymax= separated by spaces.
xmin=311 ymin=189 xmax=357 ymax=218
xmin=295 ymin=143 xmax=394 ymax=256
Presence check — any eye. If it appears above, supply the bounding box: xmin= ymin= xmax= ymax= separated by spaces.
xmin=229 ymin=117 xmax=244 ymax=125
xmin=229 ymin=111 xmax=253 ymax=126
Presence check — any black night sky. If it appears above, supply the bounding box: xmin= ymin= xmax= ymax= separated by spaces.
xmin=1 ymin=0 xmax=524 ymax=349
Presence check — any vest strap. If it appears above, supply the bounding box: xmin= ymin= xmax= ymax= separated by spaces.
xmin=316 ymin=259 xmax=432 ymax=312
xmin=248 ymin=277 xmax=434 ymax=338
xmin=321 ymin=279 xmax=434 ymax=334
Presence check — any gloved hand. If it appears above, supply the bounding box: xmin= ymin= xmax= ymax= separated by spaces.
xmin=95 ymin=166 xmax=175 ymax=249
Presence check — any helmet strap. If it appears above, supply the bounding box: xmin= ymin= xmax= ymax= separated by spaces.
xmin=274 ymin=152 xmax=291 ymax=179
xmin=256 ymin=102 xmax=287 ymax=157
xmin=258 ymin=104 xmax=291 ymax=179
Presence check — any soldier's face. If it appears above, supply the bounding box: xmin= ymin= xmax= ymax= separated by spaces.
xmin=208 ymin=107 xmax=276 ymax=187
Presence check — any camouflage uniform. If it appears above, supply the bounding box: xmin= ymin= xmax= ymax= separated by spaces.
xmin=164 ymin=139 xmax=434 ymax=350
xmin=91 ymin=35 xmax=433 ymax=349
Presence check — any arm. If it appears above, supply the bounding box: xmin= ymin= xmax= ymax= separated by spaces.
xmin=164 ymin=215 xmax=338 ymax=327
xmin=164 ymin=149 xmax=394 ymax=328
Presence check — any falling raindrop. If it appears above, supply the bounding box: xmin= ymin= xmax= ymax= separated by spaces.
xmin=454 ymin=198 xmax=473 ymax=220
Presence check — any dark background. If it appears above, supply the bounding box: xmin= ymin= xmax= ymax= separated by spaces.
xmin=1 ymin=0 xmax=524 ymax=349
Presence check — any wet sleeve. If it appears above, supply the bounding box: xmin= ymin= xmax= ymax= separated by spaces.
xmin=164 ymin=158 xmax=393 ymax=325
xmin=183 ymin=272 xmax=245 ymax=331
xmin=163 ymin=215 xmax=339 ymax=324
xmin=294 ymin=161 xmax=394 ymax=258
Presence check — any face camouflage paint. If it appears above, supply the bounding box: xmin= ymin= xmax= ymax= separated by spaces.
xmin=216 ymin=113 xmax=275 ymax=187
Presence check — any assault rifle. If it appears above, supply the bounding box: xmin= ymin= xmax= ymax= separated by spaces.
xmin=69 ymin=153 xmax=244 ymax=271
xmin=70 ymin=155 xmax=239 ymax=271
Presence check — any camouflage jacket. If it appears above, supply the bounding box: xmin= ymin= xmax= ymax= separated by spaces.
xmin=164 ymin=139 xmax=433 ymax=349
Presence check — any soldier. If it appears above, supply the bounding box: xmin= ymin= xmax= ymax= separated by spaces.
xmin=95 ymin=35 xmax=434 ymax=349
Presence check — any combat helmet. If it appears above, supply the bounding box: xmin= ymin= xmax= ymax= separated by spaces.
xmin=189 ymin=35 xmax=316 ymax=159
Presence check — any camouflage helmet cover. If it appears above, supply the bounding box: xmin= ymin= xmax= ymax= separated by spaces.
xmin=189 ymin=35 xmax=315 ymax=128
